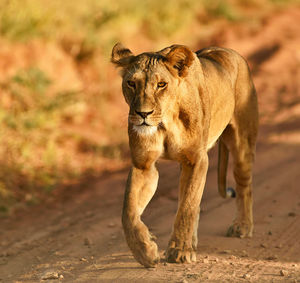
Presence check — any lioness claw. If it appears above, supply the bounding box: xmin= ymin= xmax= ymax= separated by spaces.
xmin=227 ymin=223 xmax=253 ymax=238
xmin=166 ymin=248 xmax=196 ymax=264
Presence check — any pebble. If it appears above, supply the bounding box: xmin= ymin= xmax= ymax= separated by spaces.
xmin=243 ymin=273 xmax=251 ymax=279
xmin=59 ymin=274 xmax=64 ymax=279
xmin=108 ymin=222 xmax=116 ymax=228
xmin=80 ymin=257 xmax=88 ymax=262
xmin=288 ymin=212 xmax=296 ymax=217
xmin=266 ymin=255 xmax=278 ymax=260
xmin=280 ymin=269 xmax=288 ymax=276
xmin=241 ymin=250 xmax=248 ymax=257
xmin=180 ymin=279 xmax=188 ymax=283
xmin=275 ymin=244 xmax=282 ymax=249
xmin=203 ymin=259 xmax=209 ymax=264
xmin=41 ymin=271 xmax=59 ymax=280
xmin=268 ymin=231 xmax=272 ymax=235
xmin=85 ymin=211 xmax=94 ymax=217
xmin=220 ymin=249 xmax=232 ymax=254
xmin=260 ymin=243 xmax=267 ymax=248
xmin=84 ymin=237 xmax=92 ymax=246
xmin=111 ymin=234 xmax=117 ymax=240
xmin=186 ymin=267 xmax=191 ymax=271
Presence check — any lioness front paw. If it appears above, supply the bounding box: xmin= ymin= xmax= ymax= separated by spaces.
xmin=226 ymin=221 xmax=253 ymax=238
xmin=134 ymin=240 xmax=160 ymax=268
xmin=126 ymin=226 xmax=160 ymax=267
xmin=165 ymin=241 xmax=196 ymax=263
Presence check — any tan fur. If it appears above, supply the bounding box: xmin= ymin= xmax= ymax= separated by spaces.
xmin=112 ymin=43 xmax=258 ymax=267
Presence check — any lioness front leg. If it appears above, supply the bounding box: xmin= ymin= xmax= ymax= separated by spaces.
xmin=122 ymin=165 xmax=160 ymax=267
xmin=166 ymin=153 xmax=208 ymax=263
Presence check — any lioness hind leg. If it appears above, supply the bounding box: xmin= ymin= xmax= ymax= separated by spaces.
xmin=222 ymin=113 xmax=258 ymax=238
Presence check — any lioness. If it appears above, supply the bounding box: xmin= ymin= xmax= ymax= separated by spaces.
xmin=111 ymin=43 xmax=258 ymax=267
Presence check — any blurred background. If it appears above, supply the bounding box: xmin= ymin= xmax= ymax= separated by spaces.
xmin=0 ymin=0 xmax=299 ymax=214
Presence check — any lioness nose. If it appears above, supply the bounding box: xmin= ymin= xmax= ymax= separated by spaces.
xmin=135 ymin=110 xmax=154 ymax=119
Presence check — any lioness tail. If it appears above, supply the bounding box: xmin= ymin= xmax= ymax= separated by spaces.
xmin=218 ymin=139 xmax=236 ymax=198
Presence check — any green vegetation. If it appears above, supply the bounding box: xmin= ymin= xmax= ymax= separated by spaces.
xmin=0 ymin=0 xmax=298 ymax=214
xmin=1 ymin=0 xmax=298 ymax=53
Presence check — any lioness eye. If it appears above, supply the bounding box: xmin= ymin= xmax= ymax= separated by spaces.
xmin=157 ymin=82 xmax=167 ymax=88
xmin=127 ymin=80 xmax=136 ymax=88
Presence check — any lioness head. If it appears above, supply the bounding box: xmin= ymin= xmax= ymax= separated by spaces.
xmin=111 ymin=43 xmax=195 ymax=135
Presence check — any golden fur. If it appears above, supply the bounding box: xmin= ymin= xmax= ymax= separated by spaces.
xmin=111 ymin=43 xmax=258 ymax=267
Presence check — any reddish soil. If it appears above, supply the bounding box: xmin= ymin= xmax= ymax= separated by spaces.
xmin=1 ymin=8 xmax=300 ymax=283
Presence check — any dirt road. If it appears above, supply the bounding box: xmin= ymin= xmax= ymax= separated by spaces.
xmin=1 ymin=8 xmax=300 ymax=283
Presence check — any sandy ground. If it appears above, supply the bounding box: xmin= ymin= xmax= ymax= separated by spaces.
xmin=1 ymin=8 xmax=300 ymax=283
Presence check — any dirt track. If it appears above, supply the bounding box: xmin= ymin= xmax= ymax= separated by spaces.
xmin=0 ymin=8 xmax=300 ymax=283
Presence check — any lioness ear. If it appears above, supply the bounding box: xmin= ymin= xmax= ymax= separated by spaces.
xmin=111 ymin=43 xmax=134 ymax=67
xmin=165 ymin=45 xmax=194 ymax=77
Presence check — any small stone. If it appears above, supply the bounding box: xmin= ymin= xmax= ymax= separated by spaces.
xmin=203 ymin=258 xmax=209 ymax=264
xmin=241 ymin=250 xmax=248 ymax=257
xmin=59 ymin=274 xmax=64 ymax=279
xmin=84 ymin=238 xmax=92 ymax=246
xmin=164 ymin=262 xmax=168 ymax=266
xmin=42 ymin=271 xmax=59 ymax=280
xmin=220 ymin=249 xmax=232 ymax=254
xmin=243 ymin=273 xmax=250 ymax=279
xmin=280 ymin=269 xmax=288 ymax=276
xmin=268 ymin=231 xmax=272 ymax=235
xmin=186 ymin=267 xmax=191 ymax=271
xmin=292 ymin=263 xmax=297 ymax=267
xmin=288 ymin=212 xmax=296 ymax=217
xmin=0 ymin=252 xmax=9 ymax=257
xmin=180 ymin=279 xmax=188 ymax=283
xmin=85 ymin=211 xmax=94 ymax=217
xmin=275 ymin=244 xmax=282 ymax=249
xmin=108 ymin=222 xmax=116 ymax=228
xmin=186 ymin=273 xmax=199 ymax=279
xmin=80 ymin=257 xmax=87 ymax=262
xmin=213 ymin=258 xmax=219 ymax=262
xmin=111 ymin=234 xmax=117 ymax=240
xmin=260 ymin=243 xmax=267 ymax=248
xmin=266 ymin=255 xmax=278 ymax=260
